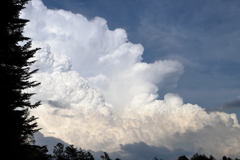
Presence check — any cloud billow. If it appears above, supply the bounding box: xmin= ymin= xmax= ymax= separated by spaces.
xmin=21 ymin=0 xmax=240 ymax=159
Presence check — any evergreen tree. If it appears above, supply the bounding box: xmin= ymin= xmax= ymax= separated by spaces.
xmin=53 ymin=143 xmax=67 ymax=160
xmin=190 ymin=154 xmax=211 ymax=160
xmin=222 ymin=156 xmax=233 ymax=160
xmin=178 ymin=155 xmax=189 ymax=160
xmin=53 ymin=143 xmax=95 ymax=160
xmin=100 ymin=152 xmax=111 ymax=160
xmin=0 ymin=0 xmax=41 ymax=158
xmin=25 ymin=145 xmax=53 ymax=160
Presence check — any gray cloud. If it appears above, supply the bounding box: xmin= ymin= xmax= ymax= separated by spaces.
xmin=168 ymin=124 xmax=240 ymax=159
xmin=119 ymin=142 xmax=193 ymax=160
xmin=208 ymin=99 xmax=240 ymax=112
xmin=48 ymin=100 xmax=67 ymax=109
xmin=88 ymin=142 xmax=193 ymax=160
xmin=221 ymin=100 xmax=240 ymax=109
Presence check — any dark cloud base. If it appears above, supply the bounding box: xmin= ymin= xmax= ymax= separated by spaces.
xmin=35 ymin=133 xmax=194 ymax=160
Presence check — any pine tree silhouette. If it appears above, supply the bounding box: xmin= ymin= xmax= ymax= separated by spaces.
xmin=0 ymin=0 xmax=41 ymax=159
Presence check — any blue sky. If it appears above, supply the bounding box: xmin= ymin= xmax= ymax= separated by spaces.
xmin=22 ymin=0 xmax=240 ymax=159
xmin=40 ymin=0 xmax=240 ymax=114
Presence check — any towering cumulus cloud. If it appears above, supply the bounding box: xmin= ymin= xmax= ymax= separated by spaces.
xmin=21 ymin=0 xmax=240 ymax=159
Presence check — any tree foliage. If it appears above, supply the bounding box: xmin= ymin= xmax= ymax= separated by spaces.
xmin=53 ymin=143 xmax=94 ymax=160
xmin=176 ymin=154 xmax=240 ymax=160
xmin=178 ymin=155 xmax=189 ymax=160
xmin=0 ymin=0 xmax=41 ymax=158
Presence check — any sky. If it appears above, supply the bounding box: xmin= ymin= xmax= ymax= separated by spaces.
xmin=20 ymin=0 xmax=240 ymax=159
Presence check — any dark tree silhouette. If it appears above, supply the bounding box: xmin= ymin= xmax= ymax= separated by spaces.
xmin=178 ymin=155 xmax=189 ymax=160
xmin=176 ymin=154 xmax=240 ymax=160
xmin=209 ymin=155 xmax=216 ymax=160
xmin=101 ymin=152 xmax=111 ymax=160
xmin=25 ymin=145 xmax=53 ymax=160
xmin=65 ymin=145 xmax=79 ymax=160
xmin=191 ymin=154 xmax=209 ymax=160
xmin=190 ymin=154 xmax=215 ymax=160
xmin=222 ymin=156 xmax=233 ymax=160
xmin=53 ymin=143 xmax=95 ymax=160
xmin=65 ymin=145 xmax=94 ymax=160
xmin=100 ymin=152 xmax=121 ymax=160
xmin=152 ymin=157 xmax=162 ymax=160
xmin=1 ymin=0 xmax=41 ymax=159
xmin=53 ymin=143 xmax=67 ymax=160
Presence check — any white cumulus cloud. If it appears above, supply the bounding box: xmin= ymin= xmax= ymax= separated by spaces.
xmin=21 ymin=0 xmax=240 ymax=158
